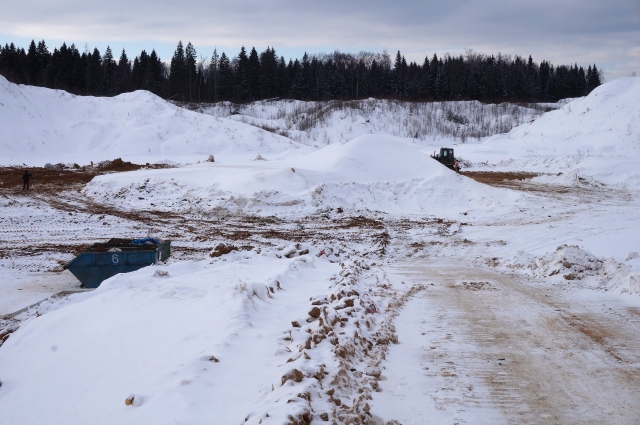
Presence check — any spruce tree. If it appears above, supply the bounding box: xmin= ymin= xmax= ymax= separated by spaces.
xmin=218 ymin=52 xmax=232 ymax=99
xmin=430 ymin=54 xmax=440 ymax=100
xmin=292 ymin=53 xmax=311 ymax=99
xmin=116 ymin=48 xmax=130 ymax=94
xmin=277 ymin=56 xmax=288 ymax=98
xmin=36 ymin=40 xmax=50 ymax=86
xmin=247 ymin=47 xmax=261 ymax=100
xmin=101 ymin=46 xmax=115 ymax=95
xmin=209 ymin=48 xmax=219 ymax=101
xmin=148 ymin=50 xmax=165 ymax=96
xmin=26 ymin=40 xmax=38 ymax=85
xmin=169 ymin=41 xmax=186 ymax=100
xmin=591 ymin=64 xmax=601 ymax=89
xmin=259 ymin=47 xmax=278 ymax=99
xmin=236 ymin=46 xmax=249 ymax=101
xmin=87 ymin=48 xmax=102 ymax=95
xmin=185 ymin=42 xmax=197 ymax=102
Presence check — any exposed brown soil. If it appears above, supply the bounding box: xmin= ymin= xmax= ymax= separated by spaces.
xmin=461 ymin=171 xmax=540 ymax=186
xmin=461 ymin=171 xmax=619 ymax=198
xmin=338 ymin=216 xmax=384 ymax=230
xmin=0 ymin=159 xmax=172 ymax=195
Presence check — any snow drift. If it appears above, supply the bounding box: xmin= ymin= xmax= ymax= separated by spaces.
xmin=0 ymin=250 xmax=339 ymax=425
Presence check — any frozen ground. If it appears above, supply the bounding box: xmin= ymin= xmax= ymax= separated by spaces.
xmin=0 ymin=76 xmax=639 ymax=425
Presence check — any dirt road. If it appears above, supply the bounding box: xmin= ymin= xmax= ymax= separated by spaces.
xmin=372 ymin=262 xmax=640 ymax=425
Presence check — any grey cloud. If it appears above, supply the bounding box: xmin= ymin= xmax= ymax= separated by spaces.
xmin=1 ymin=0 xmax=638 ymax=79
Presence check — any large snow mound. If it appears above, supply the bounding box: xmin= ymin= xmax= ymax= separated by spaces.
xmin=85 ymin=135 xmax=519 ymax=216
xmin=459 ymin=77 xmax=640 ymax=188
xmin=0 ymin=75 xmax=302 ymax=166
xmin=297 ymin=135 xmax=445 ymax=182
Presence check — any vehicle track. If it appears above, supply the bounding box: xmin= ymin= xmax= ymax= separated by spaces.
xmin=379 ymin=262 xmax=640 ymax=424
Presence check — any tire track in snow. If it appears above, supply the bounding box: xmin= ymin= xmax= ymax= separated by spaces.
xmin=372 ymin=262 xmax=640 ymax=425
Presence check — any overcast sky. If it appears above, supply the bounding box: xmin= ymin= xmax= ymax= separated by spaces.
xmin=1 ymin=0 xmax=638 ymax=80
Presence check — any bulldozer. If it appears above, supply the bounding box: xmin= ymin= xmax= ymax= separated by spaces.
xmin=431 ymin=147 xmax=460 ymax=172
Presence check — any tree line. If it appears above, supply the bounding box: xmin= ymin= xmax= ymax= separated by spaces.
xmin=0 ymin=40 xmax=602 ymax=103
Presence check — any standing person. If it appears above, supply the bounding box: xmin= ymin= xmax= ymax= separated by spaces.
xmin=22 ymin=170 xmax=32 ymax=190
xmin=453 ymin=161 xmax=461 ymax=173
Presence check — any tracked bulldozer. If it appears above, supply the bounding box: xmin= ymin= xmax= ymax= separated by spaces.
xmin=431 ymin=147 xmax=460 ymax=172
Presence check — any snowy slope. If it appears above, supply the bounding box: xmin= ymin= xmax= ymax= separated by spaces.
xmin=0 ymin=251 xmax=341 ymax=425
xmin=198 ymin=98 xmax=561 ymax=146
xmin=84 ymin=135 xmax=518 ymax=217
xmin=0 ymin=76 xmax=303 ymax=166
xmin=459 ymin=77 xmax=640 ymax=188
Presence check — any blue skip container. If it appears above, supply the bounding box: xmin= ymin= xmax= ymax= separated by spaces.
xmin=63 ymin=238 xmax=171 ymax=288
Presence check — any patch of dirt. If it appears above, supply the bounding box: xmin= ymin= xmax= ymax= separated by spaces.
xmin=461 ymin=171 xmax=608 ymax=196
xmin=461 ymin=281 xmax=494 ymax=291
xmin=461 ymin=171 xmax=540 ymax=186
xmin=0 ymin=160 xmax=172 ymax=195
xmin=338 ymin=216 xmax=384 ymax=230
xmin=209 ymin=243 xmax=254 ymax=257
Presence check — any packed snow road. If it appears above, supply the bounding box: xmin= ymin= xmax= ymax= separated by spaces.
xmin=372 ymin=261 xmax=640 ymax=425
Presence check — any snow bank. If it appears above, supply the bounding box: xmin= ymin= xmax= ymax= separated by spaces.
xmin=84 ymin=134 xmax=519 ymax=216
xmin=0 ymin=75 xmax=302 ymax=166
xmin=506 ymin=245 xmax=640 ymax=295
xmin=459 ymin=77 xmax=640 ymax=189
xmin=0 ymin=249 xmax=340 ymax=425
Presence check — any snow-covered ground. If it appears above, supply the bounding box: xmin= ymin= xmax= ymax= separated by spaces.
xmin=0 ymin=75 xmax=639 ymax=424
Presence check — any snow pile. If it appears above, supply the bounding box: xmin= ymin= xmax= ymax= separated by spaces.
xmin=0 ymin=75 xmax=301 ymax=166
xmin=506 ymin=245 xmax=640 ymax=295
xmin=459 ymin=77 xmax=640 ymax=189
xmin=83 ymin=135 xmax=517 ymax=216
xmin=0 ymin=248 xmax=341 ymax=424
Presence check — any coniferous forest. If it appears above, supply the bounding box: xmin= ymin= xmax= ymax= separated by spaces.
xmin=0 ymin=40 xmax=602 ymax=104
